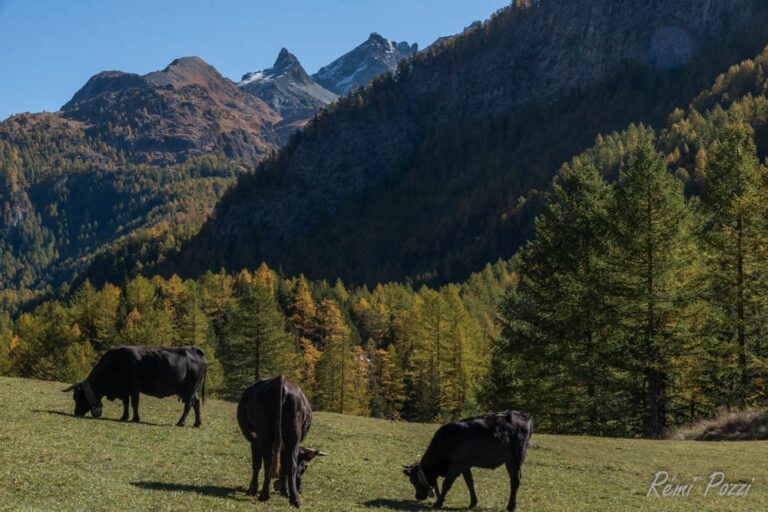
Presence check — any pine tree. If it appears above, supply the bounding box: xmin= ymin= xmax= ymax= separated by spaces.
xmin=91 ymin=284 xmax=121 ymax=351
xmin=701 ymin=123 xmax=768 ymax=406
xmin=124 ymin=275 xmax=156 ymax=314
xmin=352 ymin=296 xmax=389 ymax=347
xmin=199 ymin=270 xmax=234 ymax=337
xmin=348 ymin=346 xmax=371 ymax=416
xmin=0 ymin=312 xmax=14 ymax=375
xmin=315 ymin=298 xmax=353 ymax=413
xmin=221 ymin=279 xmax=297 ymax=398
xmin=287 ymin=275 xmax=318 ymax=343
xmin=607 ymin=142 xmax=698 ymax=438
xmin=299 ymin=338 xmax=322 ymax=402
xmin=440 ymin=285 xmax=480 ymax=419
xmin=69 ymin=280 xmax=99 ymax=341
xmin=493 ymin=158 xmax=616 ymax=433
xmin=178 ymin=282 xmax=225 ymax=393
xmin=409 ymin=288 xmax=448 ymax=421
xmin=370 ymin=343 xmax=406 ymax=419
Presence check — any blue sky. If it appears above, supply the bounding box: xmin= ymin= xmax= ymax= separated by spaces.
xmin=0 ymin=0 xmax=510 ymax=120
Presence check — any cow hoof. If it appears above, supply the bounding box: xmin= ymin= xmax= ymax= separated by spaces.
xmin=290 ymin=499 xmax=301 ymax=508
xmin=258 ymin=492 xmax=270 ymax=502
xmin=120 ymin=416 xmax=129 ymax=422
xmin=132 ymin=418 xmax=140 ymax=423
xmin=193 ymin=422 xmax=201 ymax=428
xmin=246 ymin=487 xmax=258 ymax=497
xmin=469 ymin=500 xmax=477 ymax=509
xmin=176 ymin=422 xmax=185 ymax=427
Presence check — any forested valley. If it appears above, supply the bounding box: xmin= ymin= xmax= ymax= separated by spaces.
xmin=3 ymin=1 xmax=768 ymax=441
xmin=0 ymin=259 xmax=515 ymax=423
xmin=3 ymin=45 xmax=768 ymax=438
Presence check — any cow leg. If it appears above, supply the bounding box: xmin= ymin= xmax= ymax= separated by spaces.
xmin=192 ymin=395 xmax=202 ymax=428
xmin=259 ymin=449 xmax=273 ymax=501
xmin=120 ymin=398 xmax=130 ymax=422
xmin=434 ymin=471 xmax=459 ymax=509
xmin=176 ymin=398 xmax=192 ymax=427
xmin=246 ymin=442 xmax=262 ymax=496
xmin=287 ymin=449 xmax=301 ymax=508
xmin=463 ymin=469 xmax=478 ymax=508
xmin=505 ymin=460 xmax=522 ymax=512
xmin=130 ymin=391 xmax=141 ymax=423
xmin=279 ymin=462 xmax=290 ymax=497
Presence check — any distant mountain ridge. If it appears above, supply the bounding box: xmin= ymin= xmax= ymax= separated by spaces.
xmin=236 ymin=34 xmax=419 ymax=135
xmin=312 ymin=33 xmax=418 ymax=94
xmin=61 ymin=56 xmax=282 ymax=165
xmin=0 ymin=31 xmax=424 ymax=302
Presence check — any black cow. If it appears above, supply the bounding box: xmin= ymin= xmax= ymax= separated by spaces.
xmin=62 ymin=346 xmax=207 ymax=427
xmin=403 ymin=410 xmax=533 ymax=511
xmin=237 ymin=375 xmax=326 ymax=508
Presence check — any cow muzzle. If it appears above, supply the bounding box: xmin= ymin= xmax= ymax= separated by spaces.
xmin=91 ymin=406 xmax=103 ymax=418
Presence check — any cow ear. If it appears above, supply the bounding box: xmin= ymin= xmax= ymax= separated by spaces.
xmin=402 ymin=465 xmax=413 ymax=475
xmin=301 ymin=448 xmax=324 ymax=461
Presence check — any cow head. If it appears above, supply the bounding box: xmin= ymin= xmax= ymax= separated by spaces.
xmin=402 ymin=462 xmax=436 ymax=501
xmin=296 ymin=448 xmax=327 ymax=492
xmin=62 ymin=381 xmax=103 ymax=418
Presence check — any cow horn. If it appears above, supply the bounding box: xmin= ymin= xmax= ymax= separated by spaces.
xmin=317 ymin=451 xmax=328 ymax=456
xmin=61 ymin=383 xmax=78 ymax=392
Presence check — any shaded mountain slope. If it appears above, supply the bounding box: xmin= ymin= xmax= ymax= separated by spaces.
xmin=175 ymin=0 xmax=768 ymax=286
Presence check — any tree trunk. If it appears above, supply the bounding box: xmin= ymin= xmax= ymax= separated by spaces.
xmin=736 ymin=216 xmax=747 ymax=405
xmin=646 ymin=369 xmax=665 ymax=438
xmin=644 ymin=179 xmax=665 ymax=438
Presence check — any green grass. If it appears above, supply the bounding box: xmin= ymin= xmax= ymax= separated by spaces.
xmin=0 ymin=376 xmax=766 ymax=511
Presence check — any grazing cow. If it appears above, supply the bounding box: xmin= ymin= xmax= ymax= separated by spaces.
xmin=237 ymin=375 xmax=326 ymax=508
xmin=62 ymin=346 xmax=207 ymax=427
xmin=403 ymin=410 xmax=533 ymax=511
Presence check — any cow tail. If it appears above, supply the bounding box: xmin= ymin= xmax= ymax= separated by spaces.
xmin=195 ymin=347 xmax=207 ymax=405
xmin=269 ymin=375 xmax=285 ymax=480
xmin=201 ymin=364 xmax=207 ymax=405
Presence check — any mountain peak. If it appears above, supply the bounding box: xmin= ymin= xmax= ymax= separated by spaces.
xmin=312 ymin=33 xmax=418 ymax=95
xmin=240 ymin=48 xmax=313 ymax=87
xmin=238 ymin=48 xmax=337 ymax=133
xmin=166 ymin=56 xmax=208 ymax=69
xmin=367 ymin=32 xmax=387 ymax=44
xmin=150 ymin=56 xmax=224 ymax=89
xmin=63 ymin=71 xmax=148 ymax=110
xmin=273 ymin=48 xmax=304 ymax=73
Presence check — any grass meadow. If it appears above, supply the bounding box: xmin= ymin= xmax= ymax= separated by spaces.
xmin=0 ymin=376 xmax=766 ymax=511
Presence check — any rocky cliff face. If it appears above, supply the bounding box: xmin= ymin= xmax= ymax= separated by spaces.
xmin=177 ymin=0 xmax=768 ymax=285
xmin=406 ymin=0 xmax=759 ymax=117
xmin=313 ymin=33 xmax=418 ymax=95
xmin=61 ymin=56 xmax=282 ymax=165
xmin=239 ymin=48 xmax=338 ymax=142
